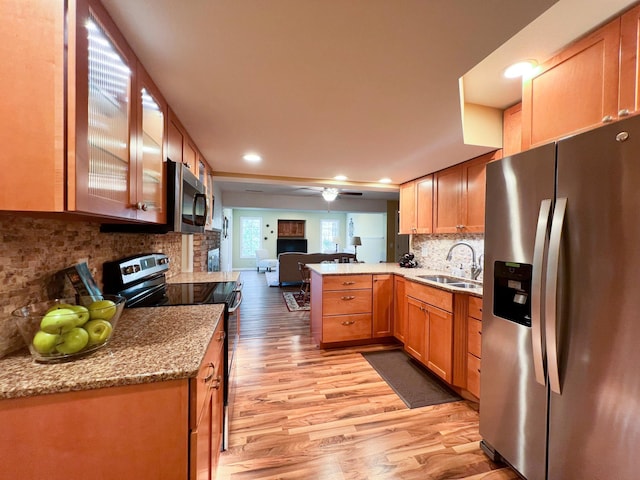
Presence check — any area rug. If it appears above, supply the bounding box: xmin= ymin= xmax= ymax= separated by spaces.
xmin=265 ymin=270 xmax=279 ymax=287
xmin=362 ymin=349 xmax=461 ymax=409
xmin=282 ymin=291 xmax=310 ymax=311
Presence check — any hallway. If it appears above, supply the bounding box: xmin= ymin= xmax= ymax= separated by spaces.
xmin=217 ymin=270 xmax=515 ymax=479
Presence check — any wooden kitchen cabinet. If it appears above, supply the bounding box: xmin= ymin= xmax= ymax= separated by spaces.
xmin=393 ymin=276 xmax=406 ymax=342
xmin=405 ymin=296 xmax=428 ymax=363
xmin=521 ymin=17 xmax=621 ymax=150
xmin=168 ymin=108 xmax=201 ymax=177
xmin=0 ymin=0 xmax=167 ymax=222
xmin=466 ymin=295 xmax=483 ymax=398
xmin=502 ymin=102 xmax=523 ymax=157
xmin=620 ymin=3 xmax=640 ymax=118
xmin=398 ymin=175 xmax=433 ymax=234
xmin=372 ymin=274 xmax=394 ymax=337
xmin=433 ymin=151 xmax=497 ymax=234
xmin=404 ymin=280 xmax=454 ymax=382
xmin=190 ymin=319 xmax=225 ymax=480
xmin=136 ymin=65 xmax=167 ymax=223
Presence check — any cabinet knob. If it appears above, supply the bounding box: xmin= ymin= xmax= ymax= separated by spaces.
xmin=602 ymin=115 xmax=614 ymax=123
xmin=210 ymin=376 xmax=222 ymax=390
xmin=217 ymin=331 xmax=226 ymax=342
xmin=136 ymin=202 xmax=148 ymax=211
xmin=618 ymin=109 xmax=630 ymax=117
xmin=341 ymin=320 xmax=356 ymax=326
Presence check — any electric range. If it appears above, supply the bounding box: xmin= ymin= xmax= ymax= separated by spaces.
xmin=102 ymin=252 xmax=241 ymax=450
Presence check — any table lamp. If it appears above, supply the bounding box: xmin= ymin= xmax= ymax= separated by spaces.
xmin=350 ymin=236 xmax=361 ymax=261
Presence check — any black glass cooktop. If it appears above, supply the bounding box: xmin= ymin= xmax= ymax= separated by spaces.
xmin=129 ymin=281 xmax=237 ymax=307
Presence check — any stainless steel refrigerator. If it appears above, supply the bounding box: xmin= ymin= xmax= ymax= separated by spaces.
xmin=480 ymin=114 xmax=640 ymax=480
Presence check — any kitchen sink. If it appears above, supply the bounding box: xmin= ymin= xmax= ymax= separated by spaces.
xmin=417 ymin=275 xmax=462 ymax=284
xmin=417 ymin=275 xmax=482 ymax=290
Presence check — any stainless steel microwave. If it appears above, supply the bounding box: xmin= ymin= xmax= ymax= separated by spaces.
xmin=100 ymin=159 xmax=207 ymax=234
xmin=166 ymin=159 xmax=207 ymax=233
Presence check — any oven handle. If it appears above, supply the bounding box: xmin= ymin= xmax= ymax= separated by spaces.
xmin=228 ymin=289 xmax=242 ymax=314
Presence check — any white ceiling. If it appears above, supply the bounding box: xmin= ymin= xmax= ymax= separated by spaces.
xmin=101 ymin=0 xmax=635 ymax=200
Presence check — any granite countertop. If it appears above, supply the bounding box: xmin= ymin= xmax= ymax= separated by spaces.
xmin=0 ymin=304 xmax=225 ymax=400
xmin=169 ymin=271 xmax=242 ymax=284
xmin=306 ymin=262 xmax=483 ymax=297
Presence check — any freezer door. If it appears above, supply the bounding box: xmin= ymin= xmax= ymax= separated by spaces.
xmin=548 ymin=115 xmax=640 ymax=479
xmin=480 ymin=143 xmax=555 ymax=480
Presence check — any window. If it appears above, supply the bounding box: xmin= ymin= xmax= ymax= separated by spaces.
xmin=320 ymin=219 xmax=339 ymax=253
xmin=240 ymin=217 xmax=262 ymax=258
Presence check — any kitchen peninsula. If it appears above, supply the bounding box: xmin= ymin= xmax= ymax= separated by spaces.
xmin=0 ymin=304 xmax=225 ymax=479
xmin=308 ymin=263 xmax=483 ymax=399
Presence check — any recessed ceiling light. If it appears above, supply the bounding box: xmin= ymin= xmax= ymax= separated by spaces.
xmin=504 ymin=60 xmax=538 ymax=79
xmin=242 ymin=153 xmax=262 ymax=163
xmin=334 ymin=175 xmax=347 ymax=181
xmin=379 ymin=178 xmax=392 ymax=184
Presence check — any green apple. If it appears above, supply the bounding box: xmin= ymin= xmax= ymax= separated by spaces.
xmin=32 ymin=330 xmax=61 ymax=354
xmin=84 ymin=319 xmax=113 ymax=345
xmin=45 ymin=303 xmax=75 ymax=314
xmin=67 ymin=305 xmax=90 ymax=327
xmin=56 ymin=327 xmax=89 ymax=354
xmin=88 ymin=299 xmax=117 ymax=321
xmin=40 ymin=308 xmax=79 ymax=334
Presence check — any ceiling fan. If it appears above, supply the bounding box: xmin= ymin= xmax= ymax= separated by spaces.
xmin=293 ymin=186 xmax=363 ymax=201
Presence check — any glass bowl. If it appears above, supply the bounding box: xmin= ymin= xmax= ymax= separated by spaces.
xmin=11 ymin=295 xmax=125 ymax=363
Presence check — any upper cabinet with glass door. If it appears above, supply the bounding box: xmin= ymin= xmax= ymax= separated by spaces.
xmin=0 ymin=0 xmax=168 ymax=221
xmin=136 ymin=67 xmax=167 ymax=223
xmin=70 ymin=0 xmax=139 ymax=219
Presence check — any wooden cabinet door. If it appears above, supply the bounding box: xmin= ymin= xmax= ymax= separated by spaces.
xmin=521 ymin=17 xmax=621 ymax=149
xmin=168 ymin=110 xmax=184 ymax=164
xmin=405 ymin=296 xmax=428 ymax=363
xmin=427 ymin=305 xmax=453 ymax=382
xmin=433 ymin=165 xmax=462 ymax=233
xmin=71 ymin=0 xmax=138 ymax=219
xmin=0 ymin=0 xmax=65 ymax=212
xmin=185 ymin=140 xmax=198 ymax=176
xmin=398 ymin=180 xmax=416 ymax=234
xmin=415 ymin=175 xmax=433 ymax=234
xmin=620 ymin=3 xmax=640 ymax=118
xmin=372 ymin=274 xmax=394 ymax=337
xmin=393 ymin=276 xmax=406 ymax=342
xmin=136 ymin=65 xmax=167 ymax=223
xmin=461 ymin=153 xmax=492 ymax=233
xmin=503 ymin=102 xmax=522 ymax=157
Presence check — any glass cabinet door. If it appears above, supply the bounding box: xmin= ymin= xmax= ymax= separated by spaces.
xmin=137 ymin=76 xmax=166 ymax=223
xmin=86 ymin=13 xmax=132 ymax=210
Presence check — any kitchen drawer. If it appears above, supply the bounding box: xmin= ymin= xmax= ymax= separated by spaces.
xmin=322 ymin=314 xmax=372 ymax=342
xmin=190 ymin=319 xmax=225 ymax=429
xmin=468 ymin=295 xmax=483 ymax=320
xmin=322 ymin=289 xmax=372 ymax=315
xmin=467 ymin=353 xmax=481 ymax=398
xmin=323 ymin=274 xmax=372 ymax=291
xmin=406 ymin=280 xmax=453 ymax=312
xmin=467 ymin=317 xmax=482 ymax=358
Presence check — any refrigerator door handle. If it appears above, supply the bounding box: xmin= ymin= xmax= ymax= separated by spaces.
xmin=532 ymin=199 xmax=552 ymax=386
xmin=545 ymin=197 xmax=568 ymax=395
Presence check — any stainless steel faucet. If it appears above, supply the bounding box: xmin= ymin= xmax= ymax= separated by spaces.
xmin=446 ymin=242 xmax=482 ymax=280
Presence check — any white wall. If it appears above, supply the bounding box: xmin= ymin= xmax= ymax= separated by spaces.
xmin=344 ymin=212 xmax=387 ymax=264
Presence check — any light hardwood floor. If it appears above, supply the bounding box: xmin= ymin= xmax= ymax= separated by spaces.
xmin=217 ymin=271 xmax=516 ymax=480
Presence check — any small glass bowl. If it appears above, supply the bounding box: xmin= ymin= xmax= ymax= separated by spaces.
xmin=11 ymin=295 xmax=125 ymax=363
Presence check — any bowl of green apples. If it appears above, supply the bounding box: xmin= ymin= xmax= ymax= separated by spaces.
xmin=12 ymin=295 xmax=125 ymax=363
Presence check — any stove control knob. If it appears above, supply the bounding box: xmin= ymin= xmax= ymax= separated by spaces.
xmin=133 ymin=265 xmax=141 ymax=272
xmin=122 ymin=266 xmax=135 ymax=275
xmin=158 ymin=258 xmax=169 ymax=265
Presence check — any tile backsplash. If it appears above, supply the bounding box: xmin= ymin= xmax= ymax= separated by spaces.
xmin=411 ymin=233 xmax=484 ymax=280
xmin=0 ymin=213 xmax=218 ymax=356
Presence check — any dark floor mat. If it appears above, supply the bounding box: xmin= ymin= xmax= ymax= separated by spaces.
xmin=362 ymin=349 xmax=462 ymax=409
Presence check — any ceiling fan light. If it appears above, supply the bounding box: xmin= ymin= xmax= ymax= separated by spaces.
xmin=322 ymin=188 xmax=339 ymax=202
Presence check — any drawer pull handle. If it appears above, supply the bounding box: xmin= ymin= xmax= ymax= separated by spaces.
xmin=341 ymin=295 xmax=356 ymax=301
xmin=342 ymin=281 xmax=356 ymax=285
xmin=211 ymin=376 xmax=222 ymax=390
xmin=203 ymin=362 xmax=216 ymax=383
xmin=341 ymin=321 xmax=356 ymax=326
xmin=218 ymin=331 xmax=226 ymax=342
